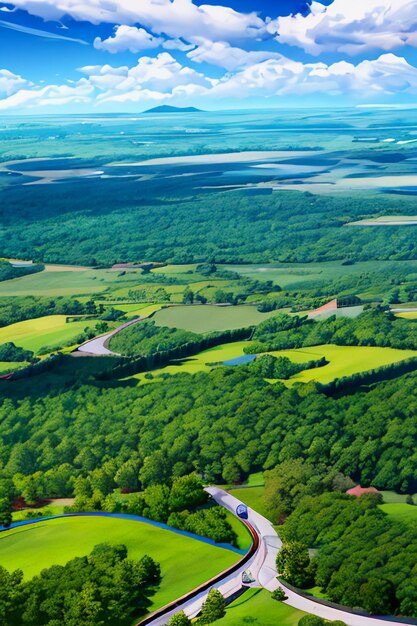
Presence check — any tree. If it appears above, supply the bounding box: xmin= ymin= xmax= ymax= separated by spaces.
xmin=182 ymin=288 xmax=194 ymax=305
xmin=169 ymin=611 xmax=192 ymax=626
xmin=0 ymin=498 xmax=12 ymax=528
xmin=276 ymin=542 xmax=314 ymax=588
xmin=168 ymin=474 xmax=208 ymax=512
xmin=272 ymin=587 xmax=288 ymax=601
xmin=359 ymin=578 xmax=397 ymax=615
xmin=198 ymin=589 xmax=226 ymax=624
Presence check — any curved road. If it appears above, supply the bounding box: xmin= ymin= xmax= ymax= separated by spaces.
xmin=76 ymin=317 xmax=143 ymax=356
xmin=142 ymin=487 xmax=417 ymax=626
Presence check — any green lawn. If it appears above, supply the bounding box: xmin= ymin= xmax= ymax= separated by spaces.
xmin=380 ymin=503 xmax=417 ymax=523
xmin=153 ymin=305 xmax=277 ymax=334
xmin=267 ymin=344 xmax=417 ymax=386
xmin=224 ymin=511 xmax=253 ymax=552
xmin=227 ymin=486 xmax=270 ymax=521
xmin=0 ymin=361 xmax=27 ymax=374
xmin=213 ymin=589 xmax=305 ymax=625
xmin=0 ymin=516 xmax=240 ymax=613
xmin=0 ymin=315 xmax=101 ymax=354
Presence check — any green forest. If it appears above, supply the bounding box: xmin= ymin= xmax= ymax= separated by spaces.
xmin=2 ymin=182 xmax=417 ymax=265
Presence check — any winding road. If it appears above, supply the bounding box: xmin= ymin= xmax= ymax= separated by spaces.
xmin=139 ymin=487 xmax=417 ymax=626
xmin=75 ymin=317 xmax=143 ymax=356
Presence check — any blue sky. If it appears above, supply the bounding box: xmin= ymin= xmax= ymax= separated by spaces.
xmin=1 ymin=0 xmax=417 ymax=113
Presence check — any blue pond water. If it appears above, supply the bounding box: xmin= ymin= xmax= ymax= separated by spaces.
xmin=223 ymin=354 xmax=256 ymax=366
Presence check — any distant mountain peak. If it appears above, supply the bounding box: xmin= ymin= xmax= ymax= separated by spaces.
xmin=143 ymin=105 xmax=203 ymax=114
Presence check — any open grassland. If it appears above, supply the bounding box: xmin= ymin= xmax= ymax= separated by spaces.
xmin=153 ymin=305 xmax=276 ymax=333
xmin=0 ymin=361 xmax=27 ymax=374
xmin=268 ymin=344 xmax=417 ymax=386
xmin=133 ymin=341 xmax=253 ymax=382
xmin=0 ymin=268 xmax=145 ymax=297
xmin=0 ymin=516 xmax=239 ymax=612
xmin=380 ymin=503 xmax=417 ymax=523
xmin=134 ymin=342 xmax=417 ymax=388
xmin=212 ymin=589 xmax=305 ymax=626
xmin=0 ymin=315 xmax=94 ymax=353
xmin=396 ymin=312 xmax=417 ymax=319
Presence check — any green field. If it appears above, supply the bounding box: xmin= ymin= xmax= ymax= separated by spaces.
xmin=380 ymin=503 xmax=417 ymax=523
xmin=0 ymin=361 xmax=27 ymax=374
xmin=0 ymin=516 xmax=240 ymax=612
xmin=133 ymin=341 xmax=253 ymax=381
xmin=213 ymin=589 xmax=305 ymax=625
xmin=0 ymin=268 xmax=145 ymax=297
xmin=227 ymin=486 xmax=270 ymax=520
xmin=134 ymin=342 xmax=417 ymax=388
xmin=0 ymin=315 xmax=96 ymax=353
xmin=153 ymin=305 xmax=277 ymax=333
xmin=268 ymin=344 xmax=417 ymax=386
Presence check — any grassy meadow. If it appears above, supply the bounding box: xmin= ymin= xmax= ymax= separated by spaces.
xmin=133 ymin=342 xmax=417 ymax=388
xmin=268 ymin=344 xmax=417 ymax=385
xmin=0 ymin=315 xmax=94 ymax=354
xmin=213 ymin=589 xmax=305 ymax=625
xmin=0 ymin=516 xmax=240 ymax=612
xmin=153 ymin=305 xmax=277 ymax=333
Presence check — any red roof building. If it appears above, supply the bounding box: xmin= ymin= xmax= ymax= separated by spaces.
xmin=346 ymin=485 xmax=379 ymax=497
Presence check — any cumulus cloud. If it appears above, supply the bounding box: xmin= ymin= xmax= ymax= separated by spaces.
xmin=272 ymin=0 xmax=417 ymax=55
xmin=94 ymin=25 xmax=163 ymax=53
xmin=3 ymin=52 xmax=417 ymax=111
xmin=6 ymin=0 xmax=266 ymax=43
xmin=82 ymin=52 xmax=214 ymax=104
xmin=187 ymin=39 xmax=281 ymax=71
xmin=209 ymin=53 xmax=417 ymax=100
xmin=0 ymin=68 xmax=32 ymax=97
xmin=0 ymin=78 xmax=93 ymax=110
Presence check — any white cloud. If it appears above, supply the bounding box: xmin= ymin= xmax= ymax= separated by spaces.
xmin=82 ymin=52 xmax=213 ymax=104
xmin=208 ymin=53 xmax=417 ymax=100
xmin=0 ymin=68 xmax=32 ymax=98
xmin=94 ymin=25 xmax=163 ymax=53
xmin=0 ymin=78 xmax=93 ymax=110
xmin=187 ymin=39 xmax=281 ymax=71
xmin=7 ymin=0 xmax=266 ymax=43
xmin=272 ymin=0 xmax=417 ymax=55
xmin=3 ymin=52 xmax=417 ymax=112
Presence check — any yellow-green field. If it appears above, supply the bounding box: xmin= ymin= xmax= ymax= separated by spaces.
xmin=153 ymin=305 xmax=277 ymax=333
xmin=267 ymin=344 xmax=417 ymax=385
xmin=0 ymin=361 xmax=28 ymax=374
xmin=0 ymin=315 xmax=93 ymax=353
xmin=395 ymin=312 xmax=417 ymax=320
xmin=133 ymin=341 xmax=253 ymax=382
xmin=133 ymin=342 xmax=417 ymax=386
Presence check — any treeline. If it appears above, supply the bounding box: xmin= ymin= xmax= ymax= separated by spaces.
xmin=4 ymin=366 xmax=417 ymax=503
xmin=247 ymin=309 xmax=417 ymax=353
xmin=98 ymin=327 xmax=252 ymax=380
xmin=66 ymin=474 xmax=237 ymax=546
xmin=0 ymin=261 xmax=44 ymax=283
xmin=109 ymin=320 xmax=200 ymax=357
xmin=0 ymin=543 xmax=160 ymax=626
